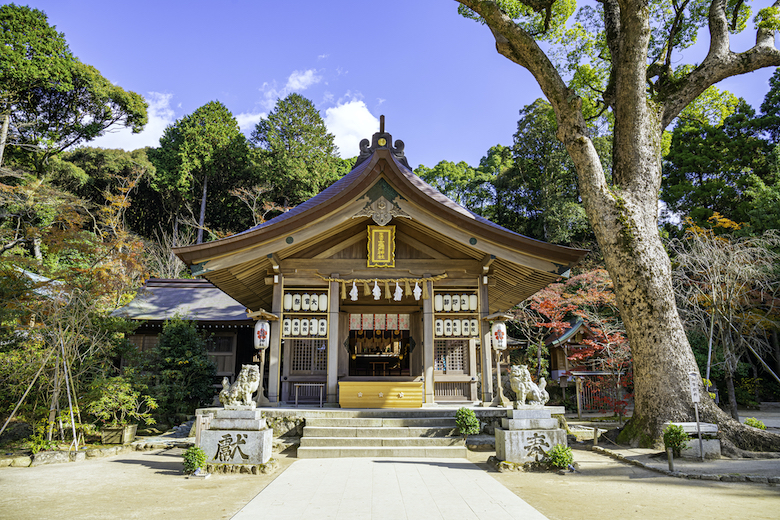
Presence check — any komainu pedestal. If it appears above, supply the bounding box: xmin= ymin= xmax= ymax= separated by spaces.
xmin=199 ymin=408 xmax=273 ymax=466
xmin=495 ymin=406 xmax=566 ymax=464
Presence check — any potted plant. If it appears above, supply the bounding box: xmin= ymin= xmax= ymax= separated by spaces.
xmin=86 ymin=375 xmax=158 ymax=444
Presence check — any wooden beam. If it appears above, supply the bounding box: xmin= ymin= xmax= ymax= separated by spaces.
xmin=481 ymin=254 xmax=496 ymax=273
xmin=396 ymin=232 xmax=448 ymax=259
xmin=267 ymin=253 xmax=282 ymax=273
xmin=313 ymin=232 xmax=365 ymax=259
xmin=281 ymin=259 xmax=480 ymax=271
xmin=395 ymin=200 xmax=566 ymax=274
xmin=246 ymin=308 xmax=279 ymax=321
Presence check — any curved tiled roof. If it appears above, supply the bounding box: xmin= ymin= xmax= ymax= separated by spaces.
xmin=174 ymin=148 xmax=586 ymax=266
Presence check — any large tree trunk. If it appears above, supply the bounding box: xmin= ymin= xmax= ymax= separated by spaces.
xmin=0 ymin=113 xmax=9 ymax=168
xmin=725 ymin=372 xmax=739 ymax=422
xmin=196 ymin=174 xmax=208 ymax=244
xmin=458 ymin=0 xmax=780 ymax=451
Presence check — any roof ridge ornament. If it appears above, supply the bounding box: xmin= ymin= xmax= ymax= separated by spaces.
xmin=352 ymin=194 xmax=411 ymax=226
xmin=354 ymin=115 xmax=410 ymax=169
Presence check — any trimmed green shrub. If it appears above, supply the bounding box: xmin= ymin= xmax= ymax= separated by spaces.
xmin=183 ymin=445 xmax=207 ymax=474
xmin=545 ymin=444 xmax=573 ymax=469
xmin=663 ymin=423 xmax=689 ymax=457
xmin=455 ymin=407 xmax=480 ymax=439
xmin=145 ymin=317 xmax=216 ymax=421
xmin=745 ymin=417 xmax=766 ymax=430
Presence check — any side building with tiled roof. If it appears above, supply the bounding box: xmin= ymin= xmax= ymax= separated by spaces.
xmin=112 ymin=278 xmax=256 ymax=387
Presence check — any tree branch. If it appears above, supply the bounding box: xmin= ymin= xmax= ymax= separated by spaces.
xmin=661 ymin=0 xmax=780 ymax=128
xmin=458 ymin=1 xmax=575 ymax=121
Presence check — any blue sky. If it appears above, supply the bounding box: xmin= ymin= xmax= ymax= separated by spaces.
xmin=23 ymin=0 xmax=779 ymax=170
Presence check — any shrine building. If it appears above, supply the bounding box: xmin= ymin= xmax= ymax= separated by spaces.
xmin=173 ymin=121 xmax=587 ymax=408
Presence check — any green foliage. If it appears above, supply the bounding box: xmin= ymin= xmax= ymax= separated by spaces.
xmin=662 ymin=423 xmax=689 ymax=457
xmin=85 ymin=374 xmax=157 ymax=427
xmin=510 ymin=99 xmax=595 ymax=244
xmin=1 ymin=5 xmax=147 ymax=172
xmin=182 ymin=445 xmax=207 ymax=474
xmin=0 ymin=4 xmax=74 ymax=109
xmin=509 ymin=343 xmax=550 ymax=379
xmin=755 ymin=7 xmax=780 ymax=31
xmin=744 ymin=417 xmax=767 ymax=430
xmin=414 ymin=99 xmax=601 ymax=247
xmin=455 ymin=407 xmax=480 ymax=439
xmin=27 ymin=420 xmax=57 ymax=454
xmin=544 ymin=444 xmax=573 ymax=469
xmin=663 ymin=100 xmax=772 ymax=231
xmin=144 ymin=318 xmax=216 ymax=420
xmin=250 ymin=93 xmax=341 ymax=209
xmin=150 ymin=101 xmax=250 ymax=242
xmin=758 ymin=69 xmax=780 ymax=143
xmin=55 ymin=148 xmax=155 ymax=205
xmin=415 ymin=159 xmax=492 ymax=213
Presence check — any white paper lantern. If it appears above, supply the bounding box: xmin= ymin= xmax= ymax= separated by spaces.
xmin=460 ymin=294 xmax=469 ymax=311
xmin=309 ymin=318 xmax=318 ymax=336
xmin=283 ymin=319 xmax=292 ymax=336
xmin=318 ymin=319 xmax=327 ymax=336
xmin=310 ymin=295 xmax=319 ymax=312
xmin=452 ymin=319 xmax=461 ymax=336
xmin=461 ymin=319 xmax=470 ymax=336
xmin=283 ymin=293 xmax=293 ymax=311
xmin=319 ymin=293 xmax=328 ymax=312
xmin=443 ymin=294 xmax=452 ymax=312
xmin=254 ymin=320 xmax=270 ymax=349
xmin=301 ymin=293 xmax=310 ymax=311
xmin=469 ymin=294 xmax=478 ymax=312
xmin=300 ymin=319 xmax=310 ymax=336
xmin=435 ymin=319 xmax=444 ymax=336
xmin=434 ymin=294 xmax=443 ymax=312
xmin=292 ymin=294 xmax=301 ymax=311
xmin=444 ymin=319 xmax=453 ymax=336
xmin=291 ymin=319 xmax=300 ymax=336
xmin=452 ymin=294 xmax=461 ymax=312
xmin=491 ymin=322 xmax=507 ymax=350
xmin=471 ymin=319 xmax=479 ymax=336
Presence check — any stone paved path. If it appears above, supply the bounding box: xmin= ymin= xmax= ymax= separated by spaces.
xmin=232 ymin=457 xmax=548 ymax=520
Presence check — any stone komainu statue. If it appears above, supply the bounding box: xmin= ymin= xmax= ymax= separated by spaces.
xmin=508 ymin=364 xmax=549 ymax=406
xmin=219 ymin=364 xmax=260 ymax=408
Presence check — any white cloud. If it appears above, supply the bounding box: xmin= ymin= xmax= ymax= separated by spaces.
xmin=324 ymin=99 xmax=379 ymax=159
xmin=236 ymin=111 xmax=266 ymax=134
xmin=286 ymin=69 xmax=322 ymax=91
xmin=259 ymin=69 xmax=323 ymax=111
xmin=88 ymin=92 xmax=175 ymax=150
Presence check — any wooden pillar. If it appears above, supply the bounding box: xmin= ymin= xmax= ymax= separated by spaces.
xmin=576 ymin=376 xmax=583 ymax=420
xmin=479 ymin=275 xmax=493 ymax=402
xmin=469 ymin=338 xmax=478 ymax=402
xmin=267 ymin=274 xmax=283 ymax=403
xmin=327 ymin=278 xmax=339 ymax=404
xmin=423 ymin=278 xmax=434 ymax=404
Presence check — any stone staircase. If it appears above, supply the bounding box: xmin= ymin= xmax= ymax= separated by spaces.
xmin=296 ymin=410 xmax=468 ymax=458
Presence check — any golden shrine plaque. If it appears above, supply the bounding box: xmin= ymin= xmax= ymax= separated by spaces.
xmin=367 ymin=225 xmax=395 ymax=268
